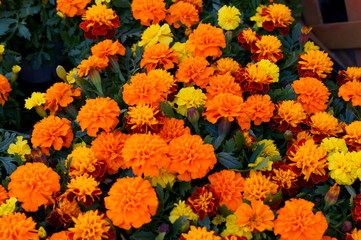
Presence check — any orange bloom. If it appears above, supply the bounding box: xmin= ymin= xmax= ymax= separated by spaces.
xmin=343 ymin=121 xmax=361 ymax=150
xmin=79 ymin=4 xmax=120 ymax=40
xmin=298 ymin=50 xmax=333 ymax=80
xmin=251 ymin=35 xmax=283 ymax=63
xmin=148 ymin=69 xmax=177 ymax=98
xmin=309 ymin=111 xmax=343 ymax=137
xmin=177 ymin=0 xmax=203 ymax=11
xmin=292 ymin=77 xmax=330 ymax=114
xmin=140 ymin=43 xmax=179 ymax=72
xmin=44 ymin=82 xmax=81 ymax=115
xmin=206 ymin=73 xmax=242 ymax=99
xmin=0 ymin=185 xmax=8 ymax=205
xmin=65 ymin=175 xmax=102 ymax=207
xmin=76 ymin=97 xmax=120 ymax=137
xmin=31 ymin=116 xmax=73 ymax=155
xmin=186 ymin=23 xmax=226 ymax=59
xmin=337 ymin=66 xmax=361 ymax=85
xmin=47 ymin=197 xmax=81 ymax=228
xmin=166 ymin=1 xmax=199 ymax=28
xmin=8 ymin=162 xmax=60 ymax=212
xmin=77 ymin=55 xmax=109 ymax=77
xmin=180 ymin=226 xmax=221 ymax=240
xmin=271 ymin=165 xmax=299 ymax=190
xmin=0 ymin=212 xmax=38 ymax=240
xmin=105 ymin=176 xmax=158 ymax=230
xmin=56 ymin=0 xmax=91 ymax=17
xmin=339 ymin=81 xmax=361 ymax=106
xmin=208 ymin=170 xmax=245 ymax=212
xmin=214 ymin=57 xmax=242 ymax=76
xmin=235 ymin=200 xmax=274 ymax=232
xmin=0 ymin=74 xmax=11 ymax=106
xmin=158 ymin=117 xmax=191 ymax=142
xmin=176 ymin=56 xmax=214 ymax=88
xmin=243 ymin=170 xmax=278 ymax=201
xmin=126 ymin=104 xmax=160 ymax=133
xmin=49 ymin=231 xmax=72 ymax=240
xmin=276 ymin=100 xmax=307 ymax=130
xmin=91 ymin=131 xmax=130 ymax=174
xmin=237 ymin=28 xmax=259 ymax=50
xmin=274 ymin=198 xmax=328 ymax=240
xmin=168 ymin=134 xmax=217 ymax=181
xmin=187 ymin=186 xmax=220 ymax=221
xmin=131 ymin=0 xmax=166 ymax=26
xmin=91 ymin=39 xmax=126 ymax=59
xmin=244 ymin=94 xmax=275 ymax=125
xmin=260 ymin=3 xmax=294 ymax=35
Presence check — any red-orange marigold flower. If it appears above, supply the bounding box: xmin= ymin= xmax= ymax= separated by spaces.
xmin=260 ymin=3 xmax=294 ymax=35
xmin=180 ymin=226 xmax=221 ymax=240
xmin=8 ymin=162 xmax=60 ymax=212
xmin=339 ymin=81 xmax=361 ymax=106
xmin=47 ymin=197 xmax=81 ymax=228
xmin=65 ymin=175 xmax=102 ymax=207
xmin=206 ymin=73 xmax=242 ymax=99
xmin=214 ymin=57 xmax=242 ymax=76
xmin=0 ymin=185 xmax=8 ymax=204
xmin=244 ymin=94 xmax=275 ymax=125
xmin=56 ymin=0 xmax=91 ymax=17
xmin=91 ymin=39 xmax=126 ymax=59
xmin=337 ymin=66 xmax=361 ymax=85
xmin=0 ymin=74 xmax=11 ymax=106
xmin=166 ymin=1 xmax=199 ymax=28
xmin=343 ymin=121 xmax=361 ymax=150
xmin=131 ymin=0 xmax=166 ymax=26
xmin=105 ymin=176 xmax=159 ymax=230
xmin=237 ymin=28 xmax=259 ymax=50
xmin=187 ymin=186 xmax=220 ymax=221
xmin=126 ymin=104 xmax=160 ymax=133
xmin=77 ymin=55 xmax=109 ymax=77
xmin=298 ymin=50 xmax=333 ymax=80
xmin=243 ymin=170 xmax=278 ymax=201
xmin=76 ymin=97 xmax=120 ymax=137
xmin=0 ymin=212 xmax=38 ymax=240
xmin=140 ymin=43 xmax=179 ymax=72
xmin=31 ymin=115 xmax=73 ymax=155
xmin=251 ymin=35 xmax=283 ymax=63
xmin=275 ymin=100 xmax=307 ymax=131
xmin=309 ymin=111 xmax=343 ymax=138
xmin=158 ymin=117 xmax=191 ymax=142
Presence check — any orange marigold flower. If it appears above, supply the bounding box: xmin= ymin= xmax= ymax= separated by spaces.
xmin=208 ymin=170 xmax=245 ymax=212
xmin=180 ymin=226 xmax=221 ymax=240
xmin=292 ymin=77 xmax=330 ymax=114
xmin=166 ymin=1 xmax=199 ymax=28
xmin=0 ymin=74 xmax=11 ymax=106
xmin=158 ymin=117 xmax=191 ymax=142
xmin=148 ymin=69 xmax=177 ymax=97
xmin=79 ymin=4 xmax=120 ymax=40
xmin=105 ymin=176 xmax=158 ymax=230
xmin=260 ymin=3 xmax=294 ymax=35
xmin=176 ymin=56 xmax=214 ymax=88
xmin=288 ymin=139 xmax=327 ymax=181
xmin=274 ymin=198 xmax=328 ymax=240
xmin=91 ymin=39 xmax=126 ymax=59
xmin=298 ymin=50 xmax=333 ymax=80
xmin=76 ymin=97 xmax=120 ymax=137
xmin=187 ymin=186 xmax=220 ymax=221
xmin=31 ymin=116 xmax=73 ymax=156
xmin=251 ymin=35 xmax=283 ymax=63
xmin=122 ymin=133 xmax=170 ymax=177
xmin=8 ymin=162 xmax=60 ymax=212
xmin=343 ymin=121 xmax=361 ymax=150
xmin=44 ymin=82 xmax=81 ymax=115
xmin=131 ymin=0 xmax=166 ymax=26
xmin=0 ymin=185 xmax=8 ymax=205
xmin=177 ymin=0 xmax=203 ymax=11
xmin=49 ymin=231 xmax=72 ymax=240
xmin=243 ymin=170 xmax=278 ymax=201
xmin=47 ymin=197 xmax=81 ymax=228
xmin=276 ymin=100 xmax=307 ymax=130
xmin=77 ymin=55 xmax=109 ymax=77
xmin=235 ymin=200 xmax=274 ymax=232
xmin=214 ymin=57 xmax=242 ymax=76
xmin=206 ymin=73 xmax=242 ymax=100
xmin=56 ymin=0 xmax=91 ymax=17
xmin=126 ymin=104 xmax=160 ymax=133
xmin=244 ymin=94 xmax=275 ymax=125
xmin=309 ymin=111 xmax=343 ymax=137
xmin=65 ymin=175 xmax=101 ymax=207
xmin=339 ymin=81 xmax=361 ymax=106
xmin=91 ymin=131 xmax=130 ymax=174
xmin=186 ymin=23 xmax=226 ymax=59
xmin=337 ymin=66 xmax=361 ymax=85
xmin=0 ymin=212 xmax=38 ymax=240
xmin=140 ymin=43 xmax=179 ymax=72
xmin=168 ymin=134 xmax=217 ymax=181
xmin=69 ymin=210 xmax=112 ymax=240
xmin=237 ymin=28 xmax=259 ymax=50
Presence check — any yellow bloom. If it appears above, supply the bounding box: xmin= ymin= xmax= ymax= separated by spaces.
xmin=172 ymin=42 xmax=192 ymax=62
xmin=0 ymin=45 xmax=4 ymax=55
xmin=147 ymin=169 xmax=176 ymax=188
xmin=0 ymin=197 xmax=17 ymax=216
xmin=7 ymin=136 xmax=31 ymax=161
xmin=12 ymin=65 xmax=21 ymax=74
xmin=248 ymin=156 xmax=273 ymax=171
xmin=95 ymin=0 xmax=111 ymax=4
xmin=66 ymin=68 xmax=79 ymax=84
xmin=250 ymin=5 xmax=266 ymax=27
xmin=221 ymin=214 xmax=252 ymax=239
xmin=172 ymin=87 xmax=207 ymax=116
xmin=38 ymin=226 xmax=47 ymax=238
xmin=320 ymin=137 xmax=348 ymax=155
xmin=304 ymin=41 xmax=320 ymax=52
xmin=138 ymin=24 xmax=173 ymax=49
xmin=257 ymin=139 xmax=280 ymax=157
xmin=218 ymin=5 xmax=242 ymax=30
xmin=24 ymin=92 xmax=46 ymax=110
xmin=169 ymin=200 xmax=198 ymax=223
xmin=255 ymin=59 xmax=279 ymax=82
xmin=328 ymin=151 xmax=357 ymax=185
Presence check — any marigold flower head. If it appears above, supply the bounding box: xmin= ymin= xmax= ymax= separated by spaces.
xmin=0 ymin=74 xmax=11 ymax=106
xmin=327 ymin=151 xmax=357 ymax=185
xmin=139 ymin=24 xmax=173 ymax=49
xmin=298 ymin=50 xmax=333 ymax=80
xmin=344 ymin=121 xmax=361 ymax=150
xmin=221 ymin=214 xmax=252 ymax=239
xmin=250 ymin=4 xmax=266 ymax=27
xmin=140 ymin=43 xmax=179 ymax=72
xmin=214 ymin=57 xmax=241 ymax=75
xmin=218 ymin=5 xmax=241 ymax=30
xmin=276 ymin=100 xmax=307 ymax=129
xmin=320 ymin=137 xmax=348 ymax=154
xmin=260 ymin=3 xmax=294 ymax=35
xmin=77 ymin=55 xmax=109 ymax=77
xmin=131 ymin=0 xmax=166 ymax=26
xmin=24 ymin=92 xmax=46 ymax=110
xmin=79 ymin=4 xmax=120 ymax=40
xmin=257 ymin=139 xmax=280 ymax=157
xmin=7 ymin=136 xmax=31 ymax=161
xmin=0 ymin=185 xmax=8 ymax=205
xmin=206 ymin=72 xmax=242 ymax=100
xmin=146 ymin=168 xmax=176 ymax=188
xmin=49 ymin=231 xmax=72 ymax=240
xmin=66 ymin=68 xmax=80 ymax=84
xmin=347 ymin=229 xmax=361 ymax=240
xmin=337 ymin=66 xmax=361 ymax=84
xmin=105 ymin=176 xmax=158 ymax=230
xmin=126 ymin=104 xmax=160 ymax=133
xmin=186 ymin=23 xmax=226 ymax=59
xmin=237 ymin=28 xmax=259 ymax=50
xmin=65 ymin=175 xmax=102 ymax=207
xmin=169 ymin=200 xmax=198 ymax=224
xmin=172 ymin=87 xmax=207 ymax=116
xmin=271 ymin=165 xmax=299 ymax=190
xmin=243 ymin=170 xmax=278 ymax=201
xmin=304 ymin=41 xmax=320 ymax=52
xmin=56 ymin=0 xmax=91 ymax=17
xmin=255 ymin=59 xmax=280 ymax=82
xmin=122 ymin=133 xmax=170 ymax=177
xmin=31 ymin=116 xmax=73 ymax=155
xmin=208 ymin=170 xmax=244 ymax=211
xmin=274 ymin=198 xmax=328 ymax=240
xmin=309 ymin=111 xmax=343 ymax=137
xmin=91 ymin=39 xmax=126 ymax=59
xmin=251 ymin=35 xmax=283 ymax=63
xmin=0 ymin=197 xmax=16 ymax=216
xmin=172 ymin=42 xmax=193 ymax=62
xmin=180 ymin=226 xmax=221 ymax=240
xmin=8 ymin=162 xmax=60 ymax=212
xmin=166 ymin=1 xmax=199 ymax=28
xmin=47 ymin=196 xmax=81 ymax=228
xmin=244 ymin=94 xmax=275 ymax=125
xmin=168 ymin=134 xmax=216 ymax=181
xmin=339 ymin=81 xmax=361 ymax=106
xmin=292 ymin=77 xmax=330 ymax=114
xmin=158 ymin=117 xmax=191 ymax=142
xmin=0 ymin=212 xmax=38 ymax=240
xmin=76 ymin=97 xmax=120 ymax=137
xmin=187 ymin=185 xmax=220 ymax=221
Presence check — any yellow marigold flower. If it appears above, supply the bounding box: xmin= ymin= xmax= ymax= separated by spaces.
xmin=214 ymin=57 xmax=241 ymax=75
xmin=66 ymin=68 xmax=79 ymax=84
xmin=0 ymin=197 xmax=17 ymax=216
xmin=218 ymin=5 xmax=241 ymax=30
xmin=347 ymin=229 xmax=361 ymax=240
xmin=126 ymin=104 xmax=159 ymax=132
xmin=351 ymin=151 xmax=361 ymax=181
xmin=24 ymin=92 xmax=46 ymax=110
xmin=328 ymin=151 xmax=357 ymax=185
xmin=255 ymin=59 xmax=279 ymax=82
xmin=181 ymin=226 xmax=221 ymax=240
xmin=172 ymin=87 xmax=207 ymax=116
xmin=139 ymin=24 xmax=173 ymax=49
xmin=304 ymin=41 xmax=320 ymax=52
xmin=344 ymin=121 xmax=361 ymax=150
xmin=221 ymin=214 xmax=252 ymax=239
xmin=95 ymin=0 xmax=110 ymax=4
xmin=169 ymin=200 xmax=198 ymax=223
xmin=0 ymin=212 xmax=38 ymax=239
xmin=250 ymin=5 xmax=266 ymax=27
xmin=0 ymin=45 xmax=4 ymax=55
xmin=65 ymin=175 xmax=102 ymax=207
xmin=172 ymin=42 xmax=192 ymax=62
xmin=257 ymin=139 xmax=280 ymax=157
xmin=12 ymin=65 xmax=21 ymax=74
xmin=320 ymin=137 xmax=348 ymax=154
xmin=243 ymin=170 xmax=278 ymax=201
xmin=310 ymin=111 xmax=343 ymax=137
xmin=298 ymin=50 xmax=333 ymax=80
xmin=7 ymin=136 xmax=31 ymax=161
xmin=276 ymin=100 xmax=307 ymax=128
xmin=146 ymin=169 xmax=176 ymax=188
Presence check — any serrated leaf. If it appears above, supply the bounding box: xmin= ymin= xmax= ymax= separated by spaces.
xmin=17 ymin=24 xmax=31 ymax=40
xmin=0 ymin=131 xmax=17 ymax=152
xmin=179 ymin=181 xmax=192 ymax=196
xmin=0 ymin=18 xmax=16 ymax=36
xmin=160 ymin=102 xmax=175 ymax=118
xmin=216 ymin=152 xmax=241 ymax=169
xmin=0 ymin=157 xmax=17 ymax=175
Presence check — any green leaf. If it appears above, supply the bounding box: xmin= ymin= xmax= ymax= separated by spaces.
xmin=248 ymin=143 xmax=265 ymax=164
xmin=0 ymin=18 xmax=16 ymax=36
xmin=0 ymin=131 xmax=18 ymax=152
xmin=234 ymin=130 xmax=246 ymax=150
xmin=219 ymin=204 xmax=233 ymax=217
xmin=179 ymin=181 xmax=192 ymax=196
xmin=112 ymin=0 xmax=131 ymax=8
xmin=130 ymin=231 xmax=157 ymax=240
xmin=168 ymin=216 xmax=188 ymax=239
xmin=160 ymin=102 xmax=175 ymax=118
xmin=216 ymin=152 xmax=241 ymax=169
xmin=250 ymin=157 xmax=270 ymax=171
xmin=17 ymin=24 xmax=31 ymax=40
xmin=0 ymin=157 xmax=17 ymax=175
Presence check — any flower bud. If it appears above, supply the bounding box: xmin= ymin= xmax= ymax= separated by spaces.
xmin=218 ymin=117 xmax=231 ymax=137
xmin=283 ymin=130 xmax=293 ymax=141
xmin=56 ymin=11 xmax=66 ymax=19
xmin=56 ymin=65 xmax=67 ymax=81
xmin=325 ymin=183 xmax=340 ymax=206
xmin=187 ymin=107 xmax=200 ymax=124
xmin=341 ymin=220 xmax=352 ymax=232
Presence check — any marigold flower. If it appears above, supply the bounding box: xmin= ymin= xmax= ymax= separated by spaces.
xmin=346 ymin=229 xmax=361 ymax=240
xmin=49 ymin=231 xmax=72 ymax=240
xmin=276 ymin=100 xmax=307 ymax=130
xmin=260 ymin=3 xmax=294 ymax=35
xmin=66 ymin=68 xmax=80 ymax=84
xmin=244 ymin=94 xmax=275 ymax=125
xmin=208 ymin=170 xmax=244 ymax=212
xmin=237 ymin=28 xmax=259 ymax=50
xmin=47 ymin=197 xmax=81 ymax=228
xmin=172 ymin=42 xmax=193 ymax=62
xmin=206 ymin=73 xmax=242 ymax=99
xmin=148 ymin=69 xmax=177 ymax=97
xmin=292 ymin=77 xmax=330 ymax=114
xmin=126 ymin=104 xmax=160 ymax=133
xmin=76 ymin=97 xmax=120 ymax=137
xmin=186 ymin=23 xmax=226 ymax=59
xmin=304 ymin=41 xmax=320 ymax=52
xmin=77 ymin=55 xmax=109 ymax=77
xmin=69 ymin=210 xmax=112 ymax=240
xmin=168 ymin=134 xmax=216 ymax=181
xmin=271 ymin=164 xmax=299 ymax=190
xmin=339 ymin=81 xmax=361 ymax=106
xmin=79 ymin=4 xmax=120 ymax=40
xmin=91 ymin=131 xmax=129 ymax=174
xmin=298 ymin=50 xmax=333 ymax=80
xmin=65 ymin=175 xmax=101 ymax=207
xmin=91 ymin=39 xmax=126 ymax=59
xmin=140 ymin=43 xmax=179 ymax=72
xmin=337 ymin=66 xmax=361 ymax=84
xmin=257 ymin=139 xmax=280 ymax=158
xmin=186 ymin=186 xmax=220 ymax=221
xmin=274 ymin=198 xmax=328 ymax=240
xmin=243 ymin=170 xmax=278 ymax=201
xmin=344 ymin=121 xmax=361 ymax=150
xmin=122 ymin=133 xmax=170 ymax=177
xmin=251 ymin=35 xmax=283 ymax=63
xmin=139 ymin=24 xmax=173 ymax=49
xmin=0 ymin=212 xmax=38 ymax=240
xmin=218 ymin=5 xmax=241 ymax=30
xmin=169 ymin=200 xmax=198 ymax=224
xmin=24 ymin=92 xmax=46 ymax=110
xmin=105 ymin=176 xmax=158 ymax=230
xmin=131 ymin=0 xmax=166 ymax=26
xmin=222 ymin=235 xmax=248 ymax=240
xmin=158 ymin=118 xmax=191 ymax=142
xmin=172 ymin=87 xmax=207 ymax=116
xmin=8 ymin=162 xmax=60 ymax=212
xmin=320 ymin=137 xmax=348 ymax=154
xmin=221 ymin=214 xmax=252 ymax=239
xmin=214 ymin=57 xmax=241 ymax=75
xmin=0 ymin=74 xmax=11 ymax=106
xmin=250 ymin=4 xmax=266 ymax=27
xmin=328 ymin=151 xmax=357 ymax=185
xmin=180 ymin=226 xmax=221 ymax=240
xmin=7 ymin=136 xmax=31 ymax=161
xmin=0 ymin=197 xmax=16 ymax=216
xmin=146 ymin=169 xmax=176 ymax=188
xmin=56 ymin=0 xmax=91 ymax=17
xmin=0 ymin=185 xmax=8 ymax=205
xmin=309 ymin=111 xmax=343 ymax=138
xmin=166 ymin=1 xmax=199 ymax=28
xmin=31 ymin=116 xmax=73 ymax=155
